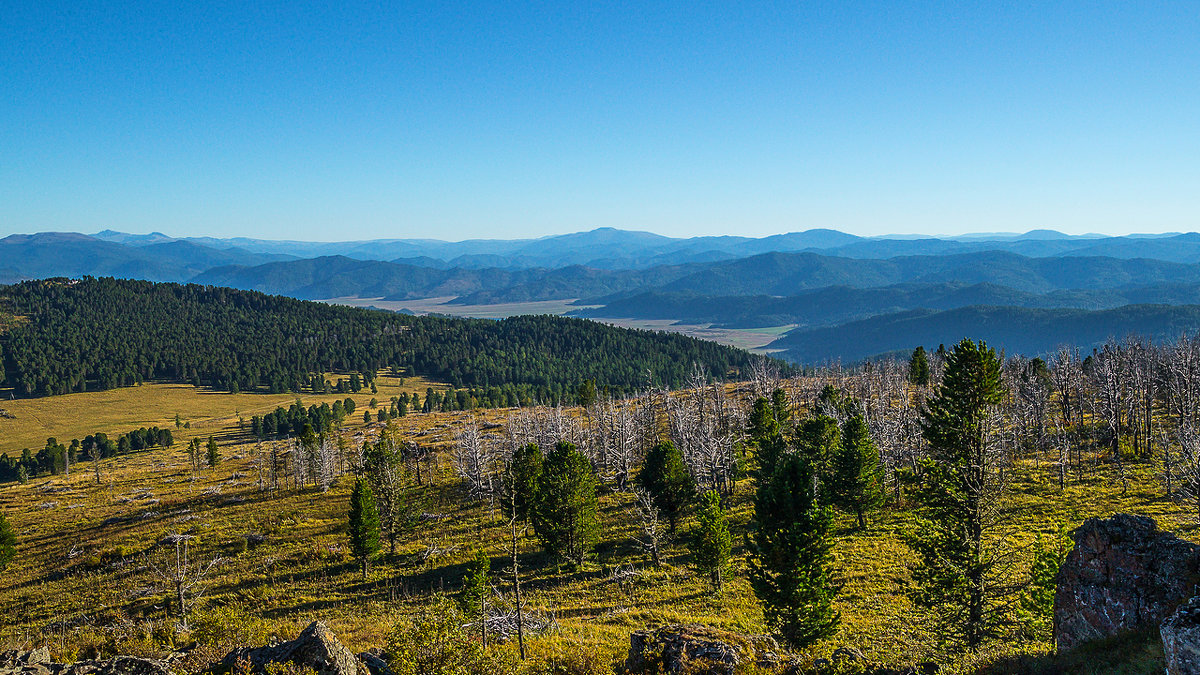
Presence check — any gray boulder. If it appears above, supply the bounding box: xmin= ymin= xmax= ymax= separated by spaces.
xmin=1164 ymin=597 xmax=1200 ymax=675
xmin=0 ymin=651 xmax=171 ymax=675
xmin=222 ymin=621 xmax=366 ymax=675
xmin=624 ymin=624 xmax=779 ymax=675
xmin=1054 ymin=514 xmax=1200 ymax=652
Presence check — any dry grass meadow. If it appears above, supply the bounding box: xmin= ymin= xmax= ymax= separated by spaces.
xmin=0 ymin=376 xmax=1192 ymax=674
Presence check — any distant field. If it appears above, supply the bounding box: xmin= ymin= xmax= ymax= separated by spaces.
xmin=0 ymin=374 xmax=441 ymax=455
xmin=323 ymin=295 xmax=596 ymax=318
xmin=589 ymin=318 xmax=796 ymax=353
xmin=323 ymin=296 xmax=792 ymax=353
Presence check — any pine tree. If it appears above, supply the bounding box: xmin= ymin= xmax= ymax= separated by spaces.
xmin=206 ymin=437 xmax=220 ymax=468
xmin=0 ymin=510 xmax=16 ymax=570
xmin=459 ymin=548 xmax=491 ymax=645
xmin=770 ymin=388 xmax=791 ymax=429
xmin=909 ymin=338 xmax=1005 ymax=651
xmin=827 ymin=415 xmax=885 ymax=529
xmin=637 ymin=441 xmax=695 ymax=534
xmin=748 ymin=450 xmax=839 ymax=649
xmin=348 ymin=477 xmax=381 ymax=578
xmin=506 ymin=444 xmax=543 ymax=522
xmin=691 ymin=490 xmax=731 ymax=591
xmin=747 ymin=397 xmax=787 ymax=481
xmin=909 ymin=346 xmax=931 ymax=386
xmin=532 ymin=442 xmax=599 ymax=567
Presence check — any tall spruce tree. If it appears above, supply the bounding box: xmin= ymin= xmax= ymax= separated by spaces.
xmin=909 ymin=346 xmax=931 ymax=386
xmin=691 ymin=490 xmax=732 ymax=591
xmin=205 ymin=437 xmax=220 ymax=468
xmin=637 ymin=441 xmax=695 ymax=534
xmin=828 ymin=415 xmax=885 ymax=529
xmin=348 ymin=477 xmax=381 ymax=578
xmin=909 ymin=338 xmax=1005 ymax=651
xmin=506 ymin=443 xmax=543 ymax=522
xmin=747 ymin=397 xmax=787 ymax=481
xmin=748 ymin=447 xmax=839 ymax=649
xmin=532 ymin=442 xmax=599 ymax=567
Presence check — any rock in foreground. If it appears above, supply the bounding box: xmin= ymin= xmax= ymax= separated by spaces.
xmin=222 ymin=621 xmax=367 ymax=675
xmin=1054 ymin=513 xmax=1200 ymax=653
xmin=1164 ymin=597 xmax=1200 ymax=675
xmin=624 ymin=624 xmax=779 ymax=675
xmin=0 ymin=649 xmax=171 ymax=675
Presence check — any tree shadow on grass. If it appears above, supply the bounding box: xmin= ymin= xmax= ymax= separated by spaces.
xmin=972 ymin=629 xmax=1162 ymax=675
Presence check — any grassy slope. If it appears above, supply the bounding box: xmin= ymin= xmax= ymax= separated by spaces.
xmin=0 ymin=382 xmax=1191 ymax=674
xmin=0 ymin=374 xmax=440 ymax=455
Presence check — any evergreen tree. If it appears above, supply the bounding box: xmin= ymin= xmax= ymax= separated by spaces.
xmin=909 ymin=338 xmax=1005 ymax=651
xmin=205 ymin=437 xmax=220 ymax=468
xmin=0 ymin=510 xmax=16 ymax=570
xmin=506 ymin=444 xmax=543 ymax=522
xmin=770 ymin=387 xmax=791 ymax=428
xmin=459 ymin=548 xmax=491 ymax=645
xmin=187 ymin=438 xmax=202 ymax=471
xmin=348 ymin=477 xmax=381 ymax=578
xmin=909 ymin=346 xmax=931 ymax=386
xmin=747 ymin=397 xmax=787 ymax=481
xmin=827 ymin=415 xmax=885 ymax=529
xmin=748 ymin=450 xmax=839 ymax=649
xmin=532 ymin=442 xmax=599 ymax=567
xmin=794 ymin=415 xmax=840 ymax=469
xmin=691 ymin=490 xmax=731 ymax=591
xmin=637 ymin=441 xmax=695 ymax=534
xmin=576 ymin=379 xmax=598 ymax=408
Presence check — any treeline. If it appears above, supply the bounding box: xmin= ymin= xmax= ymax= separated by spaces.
xmin=0 ymin=277 xmax=766 ymax=399
xmin=251 ymin=399 xmax=358 ymax=440
xmin=0 ymin=426 xmax=173 ymax=482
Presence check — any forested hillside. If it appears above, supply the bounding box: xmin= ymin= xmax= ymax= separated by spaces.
xmin=769 ymin=303 xmax=1200 ymax=362
xmin=0 ymin=278 xmax=765 ymax=398
xmin=577 ymin=283 xmax=1200 ymax=329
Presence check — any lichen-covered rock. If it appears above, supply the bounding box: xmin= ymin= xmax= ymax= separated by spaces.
xmin=1054 ymin=514 xmax=1200 ymax=653
xmin=624 ymin=624 xmax=778 ymax=675
xmin=0 ymin=651 xmax=171 ymax=675
xmin=1164 ymin=597 xmax=1200 ymax=675
xmin=222 ymin=621 xmax=367 ymax=675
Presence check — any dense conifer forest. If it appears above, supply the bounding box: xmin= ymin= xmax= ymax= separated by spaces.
xmin=0 ymin=278 xmax=766 ymax=399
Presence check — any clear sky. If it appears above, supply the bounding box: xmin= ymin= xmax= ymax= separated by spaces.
xmin=2 ymin=1 xmax=1198 ymax=241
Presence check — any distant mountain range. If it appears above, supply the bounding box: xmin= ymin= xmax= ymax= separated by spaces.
xmin=5 ymin=227 xmax=1200 ymax=363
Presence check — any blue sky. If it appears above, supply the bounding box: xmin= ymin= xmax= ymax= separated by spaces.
xmin=2 ymin=1 xmax=1197 ymax=241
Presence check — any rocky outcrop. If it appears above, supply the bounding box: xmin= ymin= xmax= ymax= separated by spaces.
xmin=624 ymin=624 xmax=780 ymax=675
xmin=1164 ymin=597 xmax=1200 ymax=675
xmin=0 ymin=650 xmax=171 ymax=675
xmin=1054 ymin=513 xmax=1200 ymax=653
xmin=221 ymin=621 xmax=366 ymax=675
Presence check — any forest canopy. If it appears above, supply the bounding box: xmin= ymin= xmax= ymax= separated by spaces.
xmin=0 ymin=278 xmax=768 ymax=399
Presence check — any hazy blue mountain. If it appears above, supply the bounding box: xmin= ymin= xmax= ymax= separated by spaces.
xmin=86 ymin=227 xmax=1200 ymax=269
xmin=0 ymin=233 xmax=193 ymax=281
xmin=575 ymin=282 xmax=1200 ymax=329
xmin=627 ymin=251 xmax=1200 ymax=299
xmin=769 ymin=304 xmax=1200 ymax=363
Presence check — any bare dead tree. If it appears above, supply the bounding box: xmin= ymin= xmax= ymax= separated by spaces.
xmin=749 ymin=357 xmax=781 ymax=400
xmin=453 ymin=415 xmax=496 ymax=501
xmin=630 ymin=488 xmax=664 ymax=566
xmin=1174 ymin=424 xmax=1200 ymax=523
xmin=145 ymin=532 xmax=224 ymax=631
